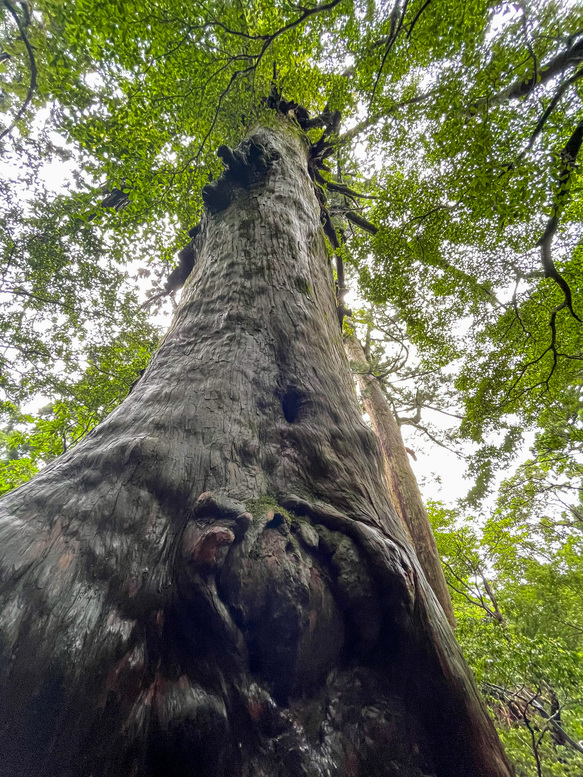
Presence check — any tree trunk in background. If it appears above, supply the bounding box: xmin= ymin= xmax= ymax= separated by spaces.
xmin=0 ymin=119 xmax=512 ymax=777
xmin=344 ymin=334 xmax=456 ymax=628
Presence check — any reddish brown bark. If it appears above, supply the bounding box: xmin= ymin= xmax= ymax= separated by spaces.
xmin=344 ymin=333 xmax=455 ymax=627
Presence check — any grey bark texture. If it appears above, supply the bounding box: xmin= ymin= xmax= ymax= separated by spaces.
xmin=343 ymin=334 xmax=456 ymax=628
xmin=0 ymin=119 xmax=513 ymax=777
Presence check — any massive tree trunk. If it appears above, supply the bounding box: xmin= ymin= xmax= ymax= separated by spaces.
xmin=0 ymin=119 xmax=512 ymax=777
xmin=344 ymin=334 xmax=455 ymax=628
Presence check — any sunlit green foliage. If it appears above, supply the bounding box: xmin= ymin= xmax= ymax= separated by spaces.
xmin=430 ymin=498 xmax=583 ymax=776
xmin=2 ymin=0 xmax=582 ymax=440
xmin=0 ymin=328 xmax=156 ymax=493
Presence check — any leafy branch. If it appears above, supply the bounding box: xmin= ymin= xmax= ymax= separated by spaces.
xmin=368 ymin=0 xmax=410 ymax=112
xmin=338 ymin=88 xmax=437 ymax=144
xmin=484 ymin=683 xmax=583 ymax=757
xmin=522 ymin=68 xmax=583 ymax=156
xmin=472 ymin=34 xmax=583 ymax=111
xmin=442 ymin=559 xmax=504 ymax=622
xmin=0 ymin=0 xmax=37 ymax=142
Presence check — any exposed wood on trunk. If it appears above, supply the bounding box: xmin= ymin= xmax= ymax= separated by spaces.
xmin=0 ymin=118 xmax=511 ymax=777
xmin=344 ymin=333 xmax=455 ymax=627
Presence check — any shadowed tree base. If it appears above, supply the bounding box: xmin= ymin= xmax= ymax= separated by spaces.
xmin=0 ymin=119 xmax=513 ymax=777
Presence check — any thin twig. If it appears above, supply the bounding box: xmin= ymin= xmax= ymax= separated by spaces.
xmin=405 ymin=0 xmax=433 ymax=39
xmin=338 ymin=88 xmax=436 ymax=145
xmin=369 ymin=0 xmax=410 ymax=112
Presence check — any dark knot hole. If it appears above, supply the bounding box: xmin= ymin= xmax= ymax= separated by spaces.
xmin=281 ymin=387 xmax=304 ymax=423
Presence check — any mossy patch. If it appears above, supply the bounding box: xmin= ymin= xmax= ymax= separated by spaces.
xmin=245 ymin=495 xmax=293 ymax=525
xmin=294 ymin=275 xmax=312 ymax=296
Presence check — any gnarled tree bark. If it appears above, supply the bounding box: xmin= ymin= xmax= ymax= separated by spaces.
xmin=0 ymin=119 xmax=512 ymax=777
xmin=344 ymin=333 xmax=455 ymax=627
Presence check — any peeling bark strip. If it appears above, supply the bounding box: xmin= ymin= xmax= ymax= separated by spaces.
xmin=0 ymin=119 xmax=512 ymax=777
xmin=344 ymin=334 xmax=455 ymax=628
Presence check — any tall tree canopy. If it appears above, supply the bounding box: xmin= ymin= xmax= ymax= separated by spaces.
xmin=0 ymin=0 xmax=582 ymax=774
xmin=1 ymin=0 xmax=582 ymax=463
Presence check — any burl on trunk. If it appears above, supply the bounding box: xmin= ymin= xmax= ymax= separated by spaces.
xmin=0 ymin=119 xmax=513 ymax=777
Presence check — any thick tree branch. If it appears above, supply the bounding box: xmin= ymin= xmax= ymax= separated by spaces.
xmin=314 ymin=170 xmax=377 ymax=200
xmin=523 ymin=68 xmax=583 ymax=154
xmin=405 ymin=0 xmax=433 ymax=39
xmin=345 ymin=210 xmax=379 ymax=234
xmin=472 ymin=35 xmax=583 ymax=110
xmin=537 ymin=117 xmax=583 ymax=321
xmin=479 ymin=572 xmax=504 ymax=623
